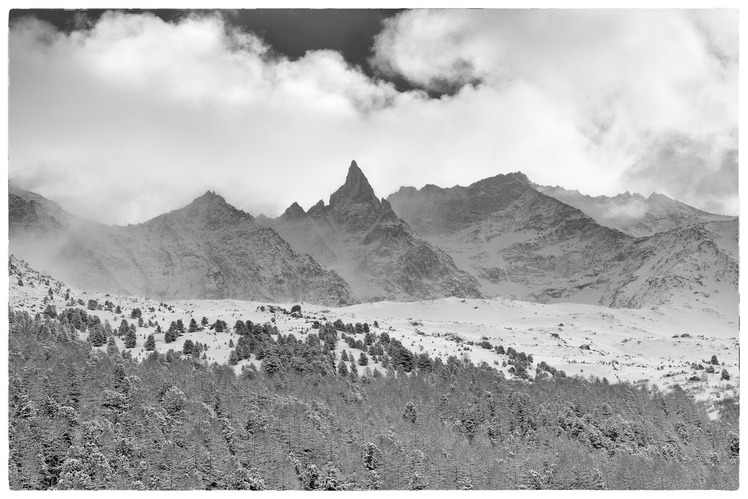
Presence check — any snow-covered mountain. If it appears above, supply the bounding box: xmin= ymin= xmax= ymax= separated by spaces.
xmin=603 ymin=219 xmax=738 ymax=315
xmin=262 ymin=161 xmax=483 ymax=301
xmin=9 ymin=166 xmax=738 ymax=319
xmin=9 ymin=187 xmax=354 ymax=305
xmin=387 ymin=173 xmax=738 ymax=321
xmin=387 ymin=172 xmax=629 ymax=299
xmin=535 ymin=185 xmax=733 ymax=237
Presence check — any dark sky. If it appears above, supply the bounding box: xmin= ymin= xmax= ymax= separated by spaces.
xmin=9 ymin=9 xmax=411 ymax=87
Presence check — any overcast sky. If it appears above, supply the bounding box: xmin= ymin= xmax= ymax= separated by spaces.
xmin=8 ymin=8 xmax=738 ymax=224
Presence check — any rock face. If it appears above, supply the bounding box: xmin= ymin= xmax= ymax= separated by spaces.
xmin=9 ymin=186 xmax=69 ymax=236
xmin=534 ymin=184 xmax=733 ymax=237
xmin=387 ymin=173 xmax=738 ymax=321
xmin=9 ymin=187 xmax=354 ymax=306
xmin=263 ymin=161 xmax=483 ymax=301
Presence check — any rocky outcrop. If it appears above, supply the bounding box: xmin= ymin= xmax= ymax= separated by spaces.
xmin=264 ymin=161 xmax=482 ymax=301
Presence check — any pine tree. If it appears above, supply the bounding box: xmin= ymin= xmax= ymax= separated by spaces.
xmin=403 ymin=401 xmax=418 ymax=424
xmin=118 ymin=319 xmax=129 ymax=336
xmin=188 ymin=318 xmax=198 ymax=333
xmin=43 ymin=304 xmax=57 ymax=319
xmin=360 ymin=442 xmax=383 ymax=471
xmin=88 ymin=325 xmax=106 ymax=347
xmin=144 ymin=334 xmax=156 ymax=352
xmin=337 ymin=360 xmax=349 ymax=377
xmin=106 ymin=336 xmax=119 ymax=356
xmin=165 ymin=322 xmax=177 ymax=343
xmin=183 ymin=339 xmax=195 ymax=355
xmin=263 ymin=353 xmax=282 ymax=376
xmin=125 ymin=328 xmax=137 ymax=348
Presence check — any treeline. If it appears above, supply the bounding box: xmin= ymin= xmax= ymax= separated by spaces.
xmin=8 ymin=308 xmax=739 ymax=490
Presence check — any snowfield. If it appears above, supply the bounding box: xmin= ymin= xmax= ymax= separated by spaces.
xmin=11 ymin=255 xmax=738 ymax=419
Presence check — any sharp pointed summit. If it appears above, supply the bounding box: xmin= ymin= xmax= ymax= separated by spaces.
xmin=329 ymin=160 xmax=379 ymax=208
xmin=266 ymin=159 xmax=483 ymax=301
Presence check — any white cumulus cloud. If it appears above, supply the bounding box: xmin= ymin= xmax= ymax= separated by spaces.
xmin=9 ymin=9 xmax=738 ymax=225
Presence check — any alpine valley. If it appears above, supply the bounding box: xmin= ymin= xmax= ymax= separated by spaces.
xmin=8 ymin=160 xmax=739 ymax=490
xmin=8 ymin=160 xmax=739 ymax=399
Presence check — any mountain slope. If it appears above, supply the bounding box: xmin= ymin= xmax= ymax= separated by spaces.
xmin=262 ymin=161 xmax=483 ymax=301
xmin=9 ymin=187 xmax=354 ymax=305
xmin=535 ymin=185 xmax=733 ymax=237
xmin=387 ymin=172 xmax=630 ymax=301
xmin=387 ymin=173 xmax=738 ymax=320
xmin=604 ymin=219 xmax=738 ymax=319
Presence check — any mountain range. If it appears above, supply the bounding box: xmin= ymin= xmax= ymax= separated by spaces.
xmin=8 ymin=161 xmax=738 ymax=320
xmin=388 ymin=173 xmax=738 ymax=321
xmin=9 ymin=186 xmax=353 ymax=306
xmin=534 ymin=184 xmax=733 ymax=238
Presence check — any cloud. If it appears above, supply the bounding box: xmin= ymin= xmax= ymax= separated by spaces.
xmin=372 ymin=9 xmax=738 ymax=215
xmin=9 ymin=10 xmax=738 ymax=226
xmin=623 ymin=133 xmax=739 ymax=215
xmin=9 ymin=12 xmax=405 ymax=224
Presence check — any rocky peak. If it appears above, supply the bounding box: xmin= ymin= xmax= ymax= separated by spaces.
xmin=306 ymin=199 xmax=327 ymax=220
xmin=170 ymin=190 xmax=253 ymax=224
xmin=254 ymin=213 xmax=271 ymax=224
xmin=648 ymin=192 xmax=672 ymax=203
xmin=280 ymin=201 xmax=307 ymax=221
xmin=504 ymin=171 xmax=531 ymax=183
xmin=473 ymin=171 xmax=531 ymax=192
xmin=329 ymin=160 xmax=380 ymax=208
xmin=394 ymin=185 xmax=418 ymax=196
xmin=323 ymin=161 xmax=385 ymax=232
xmin=195 ymin=190 xmax=224 ymax=202
xmin=377 ymin=197 xmax=402 ymax=224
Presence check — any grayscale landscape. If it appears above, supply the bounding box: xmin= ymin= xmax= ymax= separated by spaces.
xmin=7 ymin=8 xmax=739 ymax=491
